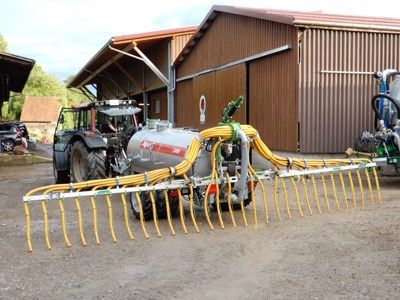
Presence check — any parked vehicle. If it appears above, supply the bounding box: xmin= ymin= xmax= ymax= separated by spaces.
xmin=0 ymin=122 xmax=25 ymax=152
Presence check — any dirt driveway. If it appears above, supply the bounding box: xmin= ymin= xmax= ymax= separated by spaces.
xmin=0 ymin=162 xmax=399 ymax=299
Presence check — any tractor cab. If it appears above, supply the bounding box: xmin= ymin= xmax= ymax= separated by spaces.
xmin=53 ymin=99 xmax=141 ymax=183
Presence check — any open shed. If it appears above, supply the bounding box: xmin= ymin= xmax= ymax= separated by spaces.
xmin=68 ymin=26 xmax=196 ymax=123
xmin=173 ymin=6 xmax=400 ymax=153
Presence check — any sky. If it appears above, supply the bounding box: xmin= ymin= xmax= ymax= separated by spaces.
xmin=1 ymin=0 xmax=400 ymax=81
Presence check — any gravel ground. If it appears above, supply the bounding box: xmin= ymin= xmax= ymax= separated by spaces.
xmin=0 ymin=162 xmax=399 ymax=299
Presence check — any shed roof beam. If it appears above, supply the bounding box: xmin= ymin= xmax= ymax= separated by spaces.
xmin=108 ymin=44 xmax=170 ymax=87
xmin=132 ymin=42 xmax=170 ymax=87
xmin=90 ymin=83 xmax=106 ymax=100
xmin=114 ymin=61 xmax=144 ymax=92
xmin=80 ymin=86 xmax=96 ymax=101
xmin=80 ymin=43 xmax=134 ymax=88
xmin=96 ymin=78 xmax=119 ymax=99
xmin=103 ymin=70 xmax=130 ymax=97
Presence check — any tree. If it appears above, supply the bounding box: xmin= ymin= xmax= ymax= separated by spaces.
xmin=1 ymin=60 xmax=88 ymax=120
xmin=0 ymin=34 xmax=8 ymax=52
xmin=0 ymin=35 xmax=88 ymax=120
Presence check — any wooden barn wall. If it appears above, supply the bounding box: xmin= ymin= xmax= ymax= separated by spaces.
xmin=172 ymin=34 xmax=193 ymax=61
xmin=148 ymin=89 xmax=168 ymax=120
xmin=177 ymin=13 xmax=298 ymax=78
xmin=299 ymin=28 xmax=400 ymax=153
xmin=249 ymin=50 xmax=298 ymax=151
xmin=175 ymin=64 xmax=245 ymax=129
xmin=174 ymin=79 xmax=193 ymax=126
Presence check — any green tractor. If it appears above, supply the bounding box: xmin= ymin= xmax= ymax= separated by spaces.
xmin=53 ymin=99 xmax=141 ymax=183
xmin=346 ymin=69 xmax=400 ymax=175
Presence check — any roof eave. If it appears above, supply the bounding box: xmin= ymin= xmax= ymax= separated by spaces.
xmin=67 ymin=38 xmax=114 ymax=89
xmin=293 ymin=19 xmax=400 ymax=32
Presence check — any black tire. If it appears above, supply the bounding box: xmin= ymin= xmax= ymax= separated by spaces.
xmin=70 ymin=141 xmax=107 ymax=182
xmin=3 ymin=140 xmax=14 ymax=152
xmin=130 ymin=190 xmax=179 ymax=221
xmin=53 ymin=160 xmax=70 ymax=183
xmin=53 ymin=152 xmax=70 ymax=184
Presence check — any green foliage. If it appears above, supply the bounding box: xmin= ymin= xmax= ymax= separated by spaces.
xmin=0 ymin=34 xmax=8 ymax=52
xmin=1 ymin=63 xmax=88 ymax=120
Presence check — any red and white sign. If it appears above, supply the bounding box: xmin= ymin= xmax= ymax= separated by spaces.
xmin=199 ymin=95 xmax=206 ymax=124
xmin=140 ymin=140 xmax=187 ymax=157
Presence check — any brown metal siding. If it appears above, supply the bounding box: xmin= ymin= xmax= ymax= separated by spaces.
xmin=174 ymin=79 xmax=193 ymax=126
xmin=172 ymin=34 xmax=193 ymax=62
xmin=249 ymin=50 xmax=298 ymax=151
xmin=175 ymin=64 xmax=246 ymax=129
xmin=299 ymin=28 xmax=400 ymax=153
xmin=215 ymin=64 xmax=246 ymax=125
xmin=177 ymin=13 xmax=298 ymax=78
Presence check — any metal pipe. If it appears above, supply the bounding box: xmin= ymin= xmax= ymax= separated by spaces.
xmin=108 ymin=45 xmax=169 ymax=87
xmin=390 ymin=132 xmax=400 ymax=150
xmin=236 ymin=129 xmax=248 ymax=201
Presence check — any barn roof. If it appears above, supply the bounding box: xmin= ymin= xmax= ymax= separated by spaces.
xmin=68 ymin=26 xmax=197 ymax=89
xmin=20 ymin=96 xmax=62 ymax=123
xmin=174 ymin=5 xmax=400 ymax=67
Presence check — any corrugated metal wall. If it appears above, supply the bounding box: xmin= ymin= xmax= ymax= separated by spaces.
xmin=172 ymin=34 xmax=193 ymax=61
xmin=174 ymin=79 xmax=192 ymax=126
xmin=299 ymin=28 xmax=400 ymax=153
xmin=175 ymin=64 xmax=246 ymax=129
xmin=177 ymin=13 xmax=298 ymax=78
xmin=249 ymin=49 xmax=298 ymax=151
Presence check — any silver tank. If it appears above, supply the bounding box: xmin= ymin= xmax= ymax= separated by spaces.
xmin=126 ymin=120 xmax=211 ymax=177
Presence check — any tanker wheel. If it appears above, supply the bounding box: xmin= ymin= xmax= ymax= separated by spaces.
xmin=70 ymin=141 xmax=107 ymax=182
xmin=130 ymin=191 xmax=179 ymax=221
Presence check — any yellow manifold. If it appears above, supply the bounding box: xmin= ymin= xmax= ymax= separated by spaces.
xmin=23 ymin=125 xmax=381 ymax=252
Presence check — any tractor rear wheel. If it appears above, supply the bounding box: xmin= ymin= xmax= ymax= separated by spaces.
xmin=70 ymin=141 xmax=106 ymax=182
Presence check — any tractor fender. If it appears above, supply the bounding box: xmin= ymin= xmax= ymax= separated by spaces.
xmin=71 ymin=132 xmax=107 ymax=150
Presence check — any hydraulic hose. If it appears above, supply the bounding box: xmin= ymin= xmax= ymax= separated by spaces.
xmin=371 ymin=94 xmax=400 ymax=128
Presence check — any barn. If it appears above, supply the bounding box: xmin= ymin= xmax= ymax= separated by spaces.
xmin=173 ymin=6 xmax=400 ymax=153
xmin=69 ymin=5 xmax=400 ymax=153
